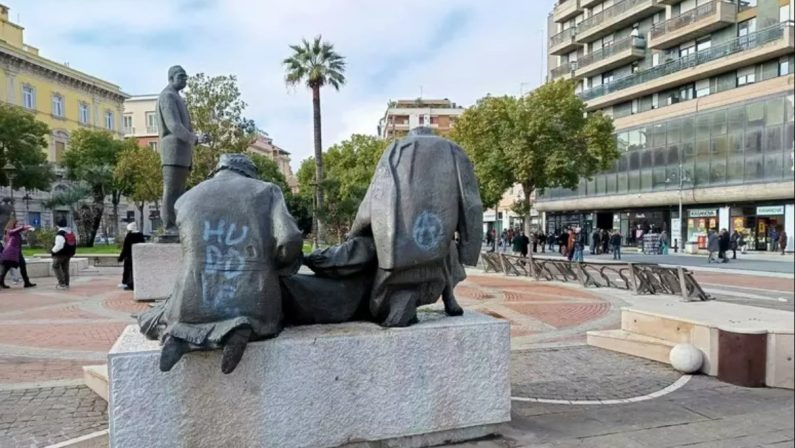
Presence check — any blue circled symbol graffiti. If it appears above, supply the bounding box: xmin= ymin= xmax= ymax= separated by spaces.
xmin=413 ymin=211 xmax=443 ymax=251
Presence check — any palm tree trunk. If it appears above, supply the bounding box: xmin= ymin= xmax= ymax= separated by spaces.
xmin=312 ymin=84 xmax=324 ymax=248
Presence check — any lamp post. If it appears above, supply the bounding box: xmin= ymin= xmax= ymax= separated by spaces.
xmin=666 ymin=162 xmax=692 ymax=253
xmin=3 ymin=162 xmax=15 ymax=213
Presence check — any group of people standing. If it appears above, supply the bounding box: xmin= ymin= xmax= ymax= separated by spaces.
xmin=485 ymin=227 xmax=625 ymax=262
xmin=0 ymin=218 xmax=76 ymax=289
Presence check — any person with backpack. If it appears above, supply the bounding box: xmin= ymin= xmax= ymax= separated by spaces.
xmin=0 ymin=218 xmax=36 ymax=288
xmin=51 ymin=219 xmax=77 ymax=289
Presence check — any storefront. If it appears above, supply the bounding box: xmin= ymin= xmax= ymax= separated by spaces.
xmin=730 ymin=205 xmax=787 ymax=251
xmin=686 ymin=208 xmax=719 ymax=249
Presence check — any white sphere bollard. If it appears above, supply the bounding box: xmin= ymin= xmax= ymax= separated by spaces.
xmin=669 ymin=343 xmax=704 ymax=373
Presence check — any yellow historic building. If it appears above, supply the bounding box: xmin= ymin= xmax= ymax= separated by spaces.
xmin=1 ymin=4 xmax=128 ymax=163
xmin=1 ymin=4 xmax=129 ymax=231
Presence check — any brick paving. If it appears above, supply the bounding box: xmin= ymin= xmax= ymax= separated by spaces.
xmin=511 ymin=346 xmax=681 ymax=401
xmin=0 ymin=385 xmax=107 ymax=448
xmin=0 ymin=267 xmax=791 ymax=446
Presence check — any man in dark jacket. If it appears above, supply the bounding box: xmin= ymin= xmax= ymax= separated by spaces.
xmin=118 ymin=222 xmax=145 ymax=290
xmin=718 ymin=228 xmax=731 ymax=263
xmin=51 ymin=219 xmax=76 ymax=289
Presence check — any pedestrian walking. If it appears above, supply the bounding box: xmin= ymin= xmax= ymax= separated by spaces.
xmin=780 ymin=231 xmax=789 ymax=255
xmin=51 ymin=219 xmax=77 ymax=289
xmin=511 ymin=231 xmax=523 ymax=256
xmin=566 ymin=229 xmax=575 ymax=260
xmin=610 ymin=231 xmax=622 ymax=260
xmin=601 ymin=229 xmax=609 ymax=255
xmin=573 ymin=228 xmax=586 ymax=262
xmin=730 ymin=230 xmax=741 ymax=259
xmin=707 ymin=229 xmax=719 ymax=263
xmin=590 ymin=228 xmax=600 ymax=255
xmin=718 ymin=228 xmax=730 ymax=263
xmin=531 ymin=232 xmax=538 ymax=254
xmin=770 ymin=228 xmax=779 ymax=252
xmin=659 ymin=230 xmax=669 ymax=255
xmin=0 ymin=219 xmax=36 ymax=289
xmin=118 ymin=222 xmax=145 ymax=290
xmin=538 ymin=232 xmax=547 ymax=253
xmin=519 ymin=232 xmax=530 ymax=258
xmin=559 ymin=231 xmax=569 ymax=257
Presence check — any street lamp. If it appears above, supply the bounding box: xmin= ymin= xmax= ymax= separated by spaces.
xmin=3 ymin=162 xmax=15 ymax=208
xmin=665 ymin=162 xmax=692 ymax=252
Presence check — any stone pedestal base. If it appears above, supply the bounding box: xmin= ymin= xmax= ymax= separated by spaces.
xmin=131 ymin=243 xmax=182 ymax=301
xmin=109 ymin=311 xmax=511 ymax=448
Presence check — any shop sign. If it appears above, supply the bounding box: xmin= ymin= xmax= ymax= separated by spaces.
xmin=688 ymin=209 xmax=717 ymax=218
xmin=670 ymin=218 xmax=682 ymax=245
xmin=756 ymin=206 xmax=784 ymax=216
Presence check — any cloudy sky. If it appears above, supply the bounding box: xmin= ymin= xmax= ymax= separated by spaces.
xmin=11 ymin=0 xmax=555 ymax=170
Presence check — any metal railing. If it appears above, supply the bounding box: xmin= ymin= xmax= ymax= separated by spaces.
xmin=146 ymin=125 xmax=159 ymax=134
xmin=577 ymin=35 xmax=646 ymax=70
xmin=480 ymin=252 xmax=712 ymax=301
xmin=578 ymin=0 xmax=653 ymax=35
xmin=550 ymin=27 xmax=577 ymax=47
xmin=579 ymin=21 xmax=792 ymax=101
xmin=650 ymin=1 xmax=729 ymax=40
xmin=551 ymin=61 xmax=575 ymax=79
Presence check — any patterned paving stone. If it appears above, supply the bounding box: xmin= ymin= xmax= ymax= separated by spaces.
xmin=0 ymin=385 xmax=107 ymax=448
xmin=102 ymin=295 xmax=150 ymax=314
xmin=503 ymin=302 xmax=611 ymax=329
xmin=0 ymin=323 xmax=128 ymax=352
xmin=511 ymin=345 xmax=682 ymax=401
xmin=0 ymin=357 xmax=92 ymax=384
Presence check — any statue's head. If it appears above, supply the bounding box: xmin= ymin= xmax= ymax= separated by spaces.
xmin=168 ymin=65 xmax=188 ymax=91
xmin=409 ymin=126 xmax=435 ymax=136
xmin=212 ymin=153 xmax=258 ymax=179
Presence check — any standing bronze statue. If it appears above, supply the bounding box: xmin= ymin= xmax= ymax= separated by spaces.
xmin=156 ymin=65 xmax=205 ymax=243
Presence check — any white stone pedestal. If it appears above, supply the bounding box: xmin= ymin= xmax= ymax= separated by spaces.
xmin=109 ymin=311 xmax=511 ymax=448
xmin=132 ymin=243 xmax=182 ymax=301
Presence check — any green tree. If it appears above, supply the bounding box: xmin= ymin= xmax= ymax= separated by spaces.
xmin=451 ymin=80 xmax=619 ymax=235
xmin=0 ymin=104 xmax=55 ymax=191
xmin=114 ymin=141 xmax=163 ymax=230
xmin=296 ymin=134 xmax=387 ymax=243
xmin=250 ymin=154 xmax=289 ymax=192
xmin=42 ymin=184 xmax=94 ymax=246
xmin=185 ymin=73 xmax=257 ymax=186
xmin=63 ymin=129 xmax=128 ymax=246
xmin=283 ymin=35 xmax=346 ymax=247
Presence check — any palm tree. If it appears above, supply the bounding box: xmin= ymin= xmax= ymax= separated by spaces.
xmin=283 ymin=36 xmax=346 ymax=248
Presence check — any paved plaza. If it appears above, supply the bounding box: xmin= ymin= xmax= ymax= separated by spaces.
xmin=0 ymin=267 xmax=792 ymax=447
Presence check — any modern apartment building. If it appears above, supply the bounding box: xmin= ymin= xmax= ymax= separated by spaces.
xmin=248 ymin=131 xmax=298 ymax=192
xmin=0 ymin=4 xmax=129 ymax=230
xmin=540 ymin=0 xmax=795 ymax=251
xmin=377 ymin=98 xmax=465 ymax=139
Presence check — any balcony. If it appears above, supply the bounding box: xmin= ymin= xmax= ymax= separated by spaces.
xmin=579 ymin=22 xmax=795 ymax=109
xmin=580 ymin=0 xmax=602 ymax=7
xmin=576 ymin=0 xmax=665 ymax=43
xmin=146 ymin=125 xmax=159 ymax=134
xmin=649 ymin=1 xmax=738 ymax=50
xmin=550 ymin=62 xmax=576 ymax=80
xmin=549 ymin=27 xmax=581 ymax=55
xmin=574 ymin=35 xmax=647 ymax=79
xmin=553 ymin=0 xmax=581 ymax=23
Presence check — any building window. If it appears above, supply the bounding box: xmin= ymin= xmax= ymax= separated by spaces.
xmin=149 ymin=141 xmax=159 ymax=151
xmin=105 ymin=111 xmax=114 ymax=130
xmin=123 ymin=114 xmax=133 ymax=132
xmin=79 ymin=103 xmax=90 ymax=124
xmin=52 ymin=94 xmax=65 ymax=117
xmin=737 ymin=66 xmax=756 ymax=87
xmin=696 ymin=36 xmax=711 ymax=52
xmin=55 ymin=141 xmax=66 ymax=163
xmin=602 ymin=71 xmax=614 ymax=85
xmin=780 ymin=57 xmax=791 ymax=76
xmin=679 ymin=41 xmax=696 ymax=58
xmin=22 ymin=85 xmax=35 ymax=109
xmin=695 ymin=79 xmax=710 ymax=98
xmin=145 ymin=111 xmax=158 ymax=133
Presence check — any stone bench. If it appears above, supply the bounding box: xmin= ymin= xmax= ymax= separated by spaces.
xmin=108 ymin=311 xmax=511 ymax=448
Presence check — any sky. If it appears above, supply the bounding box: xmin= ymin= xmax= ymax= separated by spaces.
xmin=10 ymin=0 xmax=556 ymax=171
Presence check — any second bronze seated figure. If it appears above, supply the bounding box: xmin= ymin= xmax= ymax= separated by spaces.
xmin=138 ymin=128 xmax=483 ymax=374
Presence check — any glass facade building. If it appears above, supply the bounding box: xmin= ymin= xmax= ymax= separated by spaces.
xmin=542 ymin=0 xmax=795 ymax=251
xmin=543 ymin=92 xmax=795 ymax=199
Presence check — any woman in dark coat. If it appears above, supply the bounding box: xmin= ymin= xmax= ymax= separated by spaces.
xmin=0 ymin=219 xmax=36 ymax=288
xmin=118 ymin=222 xmax=145 ymax=290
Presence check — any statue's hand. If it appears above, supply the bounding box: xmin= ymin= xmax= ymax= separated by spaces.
xmin=196 ymin=133 xmax=211 ymax=145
